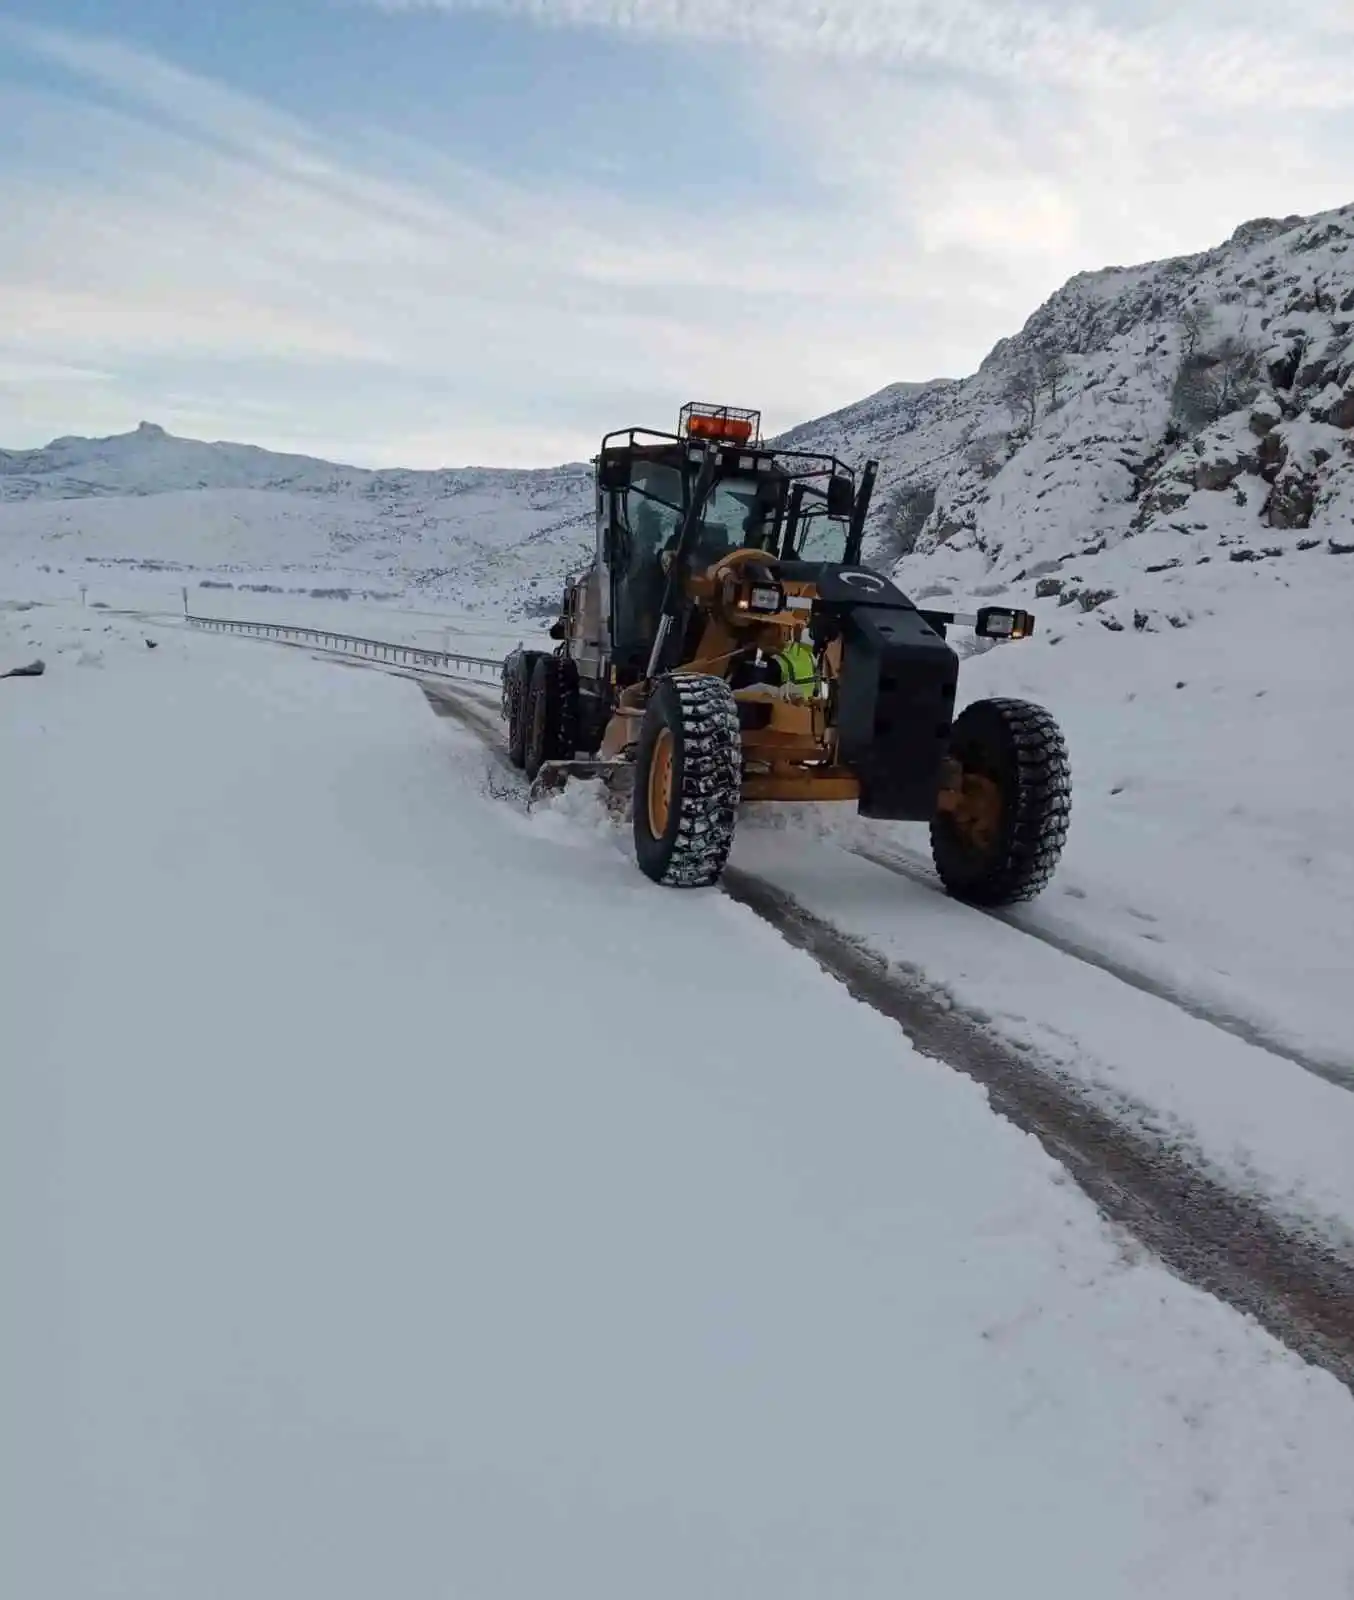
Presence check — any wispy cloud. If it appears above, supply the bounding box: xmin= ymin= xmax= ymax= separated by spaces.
xmin=2 ymin=7 xmax=1352 ymax=465
xmin=0 ymin=359 xmax=114 ymax=386
xmin=365 ymin=0 xmax=1354 ymax=111
xmin=1 ymin=24 xmax=864 ymax=459
xmin=0 ymin=19 xmax=1009 ymax=461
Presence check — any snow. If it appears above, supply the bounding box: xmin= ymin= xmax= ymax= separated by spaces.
xmin=731 ymin=826 xmax=1354 ymax=1237
xmin=2 ymin=575 xmax=551 ymax=670
xmin=4 ymin=611 xmax=1354 ymax=1597
xmin=954 ymin=579 xmax=1354 ymax=1085
xmin=1 ymin=423 xmax=593 ymax=619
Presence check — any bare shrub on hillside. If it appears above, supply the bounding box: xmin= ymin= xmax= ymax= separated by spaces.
xmin=1171 ymin=334 xmax=1262 ymax=432
xmin=875 ymin=480 xmax=938 ymax=559
xmin=1001 ymin=361 xmax=1041 ymax=434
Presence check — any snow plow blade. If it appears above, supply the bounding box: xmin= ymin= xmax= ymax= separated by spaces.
xmin=528 ymin=757 xmax=632 ymax=806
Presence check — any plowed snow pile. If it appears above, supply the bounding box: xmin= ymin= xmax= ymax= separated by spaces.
xmin=3 ymin=610 xmax=1353 ymax=1598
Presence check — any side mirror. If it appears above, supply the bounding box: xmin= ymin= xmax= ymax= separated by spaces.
xmin=597 ymin=451 xmax=631 ymax=491
xmin=826 ymin=475 xmax=855 ymax=518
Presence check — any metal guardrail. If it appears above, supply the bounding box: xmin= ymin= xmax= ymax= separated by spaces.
xmin=185 ymin=613 xmax=502 ymax=680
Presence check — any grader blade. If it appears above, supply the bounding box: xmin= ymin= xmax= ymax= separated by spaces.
xmin=527 ymin=758 xmax=633 ymax=808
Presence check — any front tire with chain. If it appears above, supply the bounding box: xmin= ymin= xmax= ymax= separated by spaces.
xmin=633 ymin=674 xmax=741 ymax=887
xmin=930 ymin=697 xmax=1070 ymax=906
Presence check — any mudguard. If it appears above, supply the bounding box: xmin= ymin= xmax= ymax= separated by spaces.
xmin=801 ymin=566 xmax=960 ymax=821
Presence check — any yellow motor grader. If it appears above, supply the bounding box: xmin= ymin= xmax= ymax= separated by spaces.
xmin=502 ymin=403 xmax=1070 ymax=902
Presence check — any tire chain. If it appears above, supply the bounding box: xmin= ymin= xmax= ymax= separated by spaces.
xmin=989 ymin=696 xmax=1072 ymax=902
xmin=660 ymin=675 xmax=742 ymax=887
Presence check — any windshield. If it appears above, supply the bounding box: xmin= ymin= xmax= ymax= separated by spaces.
xmin=694 ymin=478 xmax=777 ymax=556
xmin=788 ymin=509 xmax=849 ymax=564
xmin=624 ymin=468 xmax=782 ymax=568
xmin=630 ymin=460 xmax=684 ymax=513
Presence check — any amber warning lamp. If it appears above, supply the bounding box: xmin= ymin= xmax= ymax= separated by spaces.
xmin=679 ymin=402 xmax=762 ymax=446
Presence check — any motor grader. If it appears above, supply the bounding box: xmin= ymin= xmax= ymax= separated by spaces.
xmin=501 ymin=402 xmax=1070 ymax=902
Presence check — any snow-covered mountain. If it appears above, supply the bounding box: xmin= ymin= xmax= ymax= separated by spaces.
xmin=787 ymin=203 xmax=1354 ymax=635
xmin=3 ymin=200 xmax=1353 ymax=626
xmin=0 ymin=421 xmax=594 ymax=614
xmin=0 ymin=419 xmax=586 ymax=503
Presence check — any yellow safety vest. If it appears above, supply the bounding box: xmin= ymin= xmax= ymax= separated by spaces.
xmin=774 ymin=639 xmax=816 ymax=692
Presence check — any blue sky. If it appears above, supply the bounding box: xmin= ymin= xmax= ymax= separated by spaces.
xmin=2 ymin=0 xmax=1352 ymax=467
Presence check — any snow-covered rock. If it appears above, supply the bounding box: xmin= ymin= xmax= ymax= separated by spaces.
xmin=774 ymin=203 xmax=1354 ymax=609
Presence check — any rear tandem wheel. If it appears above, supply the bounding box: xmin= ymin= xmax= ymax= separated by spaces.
xmin=506 ymin=651 xmax=536 ymax=770
xmin=523 ymin=655 xmax=580 ymax=782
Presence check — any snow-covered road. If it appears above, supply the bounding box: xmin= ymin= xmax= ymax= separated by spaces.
xmin=4 ymin=610 xmax=1354 ymax=1597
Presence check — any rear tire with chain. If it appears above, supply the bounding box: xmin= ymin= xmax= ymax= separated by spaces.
xmin=557 ymin=658 xmax=580 ymax=762
xmin=633 ymin=674 xmax=741 ymax=887
xmin=506 ymin=651 xmax=537 ymax=770
xmin=524 ymin=655 xmax=567 ymax=782
xmin=930 ymin=697 xmax=1070 ymax=906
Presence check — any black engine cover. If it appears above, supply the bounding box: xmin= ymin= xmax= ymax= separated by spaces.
xmin=812 ymin=571 xmax=958 ymax=821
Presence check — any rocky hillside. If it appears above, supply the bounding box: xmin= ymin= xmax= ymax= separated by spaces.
xmin=785 ymin=204 xmax=1354 ymax=634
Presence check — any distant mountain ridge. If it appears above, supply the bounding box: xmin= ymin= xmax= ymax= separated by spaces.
xmin=0 ymin=418 xmax=588 ymax=502
xmin=0 ymin=421 xmax=595 ymax=613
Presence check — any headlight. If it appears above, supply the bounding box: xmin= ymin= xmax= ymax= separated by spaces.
xmin=734 ymin=581 xmax=785 ymax=613
xmin=975 ymin=606 xmax=1035 ymax=640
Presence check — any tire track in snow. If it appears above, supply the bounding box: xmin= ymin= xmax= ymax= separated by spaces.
xmin=847 ymin=841 xmax=1354 ymax=1092
xmin=421 ymin=679 xmax=540 ymax=805
xmin=418 ymin=674 xmax=1354 ymax=1393
xmin=720 ymin=869 xmax=1354 ymax=1396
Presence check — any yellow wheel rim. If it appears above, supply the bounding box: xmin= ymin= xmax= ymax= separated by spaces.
xmin=647 ymin=727 xmax=675 ymax=838
xmin=951 ymin=770 xmax=1003 ymax=855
